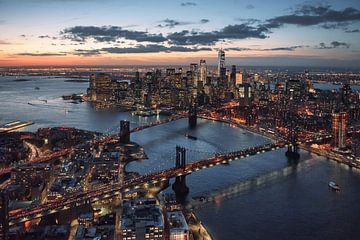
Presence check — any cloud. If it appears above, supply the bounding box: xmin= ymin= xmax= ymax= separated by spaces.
xmin=157 ymin=18 xmax=210 ymax=28
xmin=167 ymin=24 xmax=269 ymax=45
xmin=246 ymin=4 xmax=254 ymax=10
xmin=61 ymin=25 xmax=167 ymax=43
xmin=17 ymin=52 xmax=67 ymax=56
xmin=224 ymin=45 xmax=307 ymax=52
xmin=317 ymin=41 xmax=350 ymax=49
xmin=38 ymin=35 xmax=51 ymax=39
xmin=264 ymin=5 xmax=360 ymax=29
xmin=200 ymin=19 xmax=209 ymax=24
xmin=0 ymin=20 xmax=5 ymax=24
xmin=73 ymin=49 xmax=101 ymax=56
xmin=101 ymin=44 xmax=211 ymax=54
xmin=180 ymin=2 xmax=196 ymax=7
xmin=224 ymin=47 xmax=252 ymax=51
xmin=157 ymin=19 xmax=190 ymax=28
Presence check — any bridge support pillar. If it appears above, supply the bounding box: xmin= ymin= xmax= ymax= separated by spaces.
xmin=172 ymin=146 xmax=189 ymax=203
xmin=286 ymin=143 xmax=300 ymax=160
xmin=188 ymin=104 xmax=197 ymax=128
xmin=119 ymin=120 xmax=130 ymax=144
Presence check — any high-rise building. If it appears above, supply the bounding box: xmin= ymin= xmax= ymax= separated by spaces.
xmin=230 ymin=65 xmax=236 ymax=86
xmin=238 ymin=83 xmax=252 ymax=106
xmin=332 ymin=112 xmax=347 ymax=149
xmin=235 ymin=71 xmax=243 ymax=85
xmin=199 ymin=59 xmax=207 ymax=85
xmin=0 ymin=190 xmax=8 ymax=240
xmin=217 ymin=49 xmax=225 ymax=77
xmin=88 ymin=73 xmax=113 ymax=102
xmin=286 ymin=79 xmax=302 ymax=101
xmin=352 ymin=131 xmax=360 ymax=159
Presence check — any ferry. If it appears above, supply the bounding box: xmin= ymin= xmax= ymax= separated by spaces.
xmin=0 ymin=121 xmax=34 ymax=133
xmin=329 ymin=181 xmax=340 ymax=191
xmin=185 ymin=134 xmax=197 ymax=140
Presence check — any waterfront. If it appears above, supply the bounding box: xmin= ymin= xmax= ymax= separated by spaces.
xmin=1 ymin=76 xmax=360 ymax=239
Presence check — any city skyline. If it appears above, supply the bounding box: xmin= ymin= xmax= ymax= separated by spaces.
xmin=0 ymin=0 xmax=360 ymax=67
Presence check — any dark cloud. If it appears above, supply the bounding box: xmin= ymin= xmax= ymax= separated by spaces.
xmin=0 ymin=20 xmax=5 ymax=24
xmin=61 ymin=26 xmax=167 ymax=43
xmin=317 ymin=41 xmax=350 ymax=49
xmin=263 ymin=45 xmax=307 ymax=51
xmin=224 ymin=45 xmax=307 ymax=52
xmin=246 ymin=4 xmax=254 ymax=10
xmin=224 ymin=47 xmax=252 ymax=51
xmin=101 ymin=44 xmax=211 ymax=54
xmin=167 ymin=24 xmax=269 ymax=45
xmin=180 ymin=2 xmax=196 ymax=7
xmin=158 ymin=18 xmax=209 ymax=28
xmin=235 ymin=18 xmax=261 ymax=25
xmin=157 ymin=19 xmax=189 ymax=28
xmin=38 ymin=35 xmax=51 ymax=39
xmin=73 ymin=49 xmax=101 ymax=56
xmin=17 ymin=52 xmax=67 ymax=56
xmin=264 ymin=5 xmax=360 ymax=29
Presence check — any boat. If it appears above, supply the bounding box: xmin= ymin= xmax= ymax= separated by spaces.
xmin=0 ymin=121 xmax=34 ymax=133
xmin=185 ymin=134 xmax=197 ymax=140
xmin=329 ymin=181 xmax=340 ymax=191
xmin=34 ymin=87 xmax=40 ymax=90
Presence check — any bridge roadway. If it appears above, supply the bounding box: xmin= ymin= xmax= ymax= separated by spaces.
xmin=8 ymin=141 xmax=289 ymax=225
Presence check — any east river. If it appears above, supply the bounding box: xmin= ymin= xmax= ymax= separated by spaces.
xmin=1 ymin=76 xmax=360 ymax=240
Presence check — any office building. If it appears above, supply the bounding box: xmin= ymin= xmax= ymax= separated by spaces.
xmin=236 ymin=71 xmax=243 ymax=85
xmin=167 ymin=211 xmax=189 ymax=240
xmin=199 ymin=59 xmax=207 ymax=85
xmin=217 ymin=49 xmax=225 ymax=77
xmin=122 ymin=198 xmax=164 ymax=240
xmin=332 ymin=112 xmax=347 ymax=149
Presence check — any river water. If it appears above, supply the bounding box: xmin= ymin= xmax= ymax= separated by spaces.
xmin=1 ymin=76 xmax=360 ymax=240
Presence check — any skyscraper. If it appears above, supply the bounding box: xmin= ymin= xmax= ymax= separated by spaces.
xmin=332 ymin=112 xmax=347 ymax=149
xmin=199 ymin=59 xmax=207 ymax=85
xmin=217 ymin=49 xmax=225 ymax=77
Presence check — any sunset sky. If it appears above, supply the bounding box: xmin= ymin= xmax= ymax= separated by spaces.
xmin=0 ymin=0 xmax=359 ymax=67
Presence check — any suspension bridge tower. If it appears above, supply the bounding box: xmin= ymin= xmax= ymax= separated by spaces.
xmin=119 ymin=120 xmax=130 ymax=144
xmin=188 ymin=103 xmax=197 ymax=128
xmin=285 ymin=118 xmax=300 ymax=160
xmin=172 ymin=146 xmax=189 ymax=202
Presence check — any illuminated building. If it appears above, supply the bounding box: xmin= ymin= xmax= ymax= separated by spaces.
xmin=217 ymin=49 xmax=225 ymax=77
xmin=235 ymin=71 xmax=243 ymax=85
xmin=286 ymin=79 xmax=302 ymax=101
xmin=88 ymin=73 xmax=113 ymax=102
xmin=351 ymin=130 xmax=360 ymax=158
xmin=121 ymin=198 xmax=164 ymax=240
xmin=0 ymin=190 xmax=8 ymax=240
xmin=199 ymin=59 xmax=207 ymax=85
xmin=238 ymin=83 xmax=252 ymax=107
xmin=167 ymin=211 xmax=189 ymax=240
xmin=332 ymin=112 xmax=347 ymax=149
